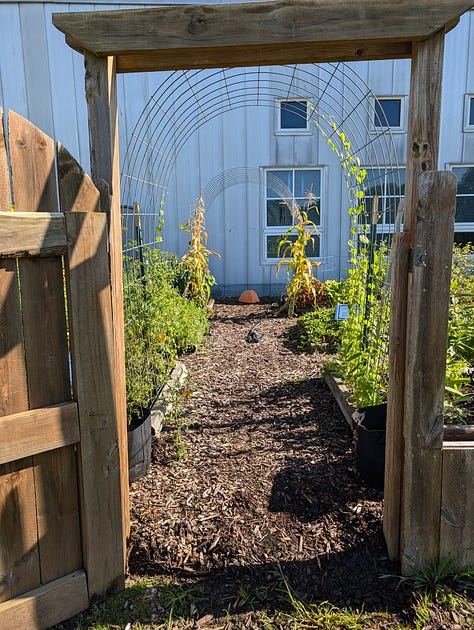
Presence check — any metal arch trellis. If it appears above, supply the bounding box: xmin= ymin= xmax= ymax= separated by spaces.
xmin=120 ymin=61 xmax=403 ymax=417
xmin=120 ymin=62 xmax=404 ymax=260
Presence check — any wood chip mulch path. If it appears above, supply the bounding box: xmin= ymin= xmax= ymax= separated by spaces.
xmin=127 ymin=299 xmax=409 ymax=625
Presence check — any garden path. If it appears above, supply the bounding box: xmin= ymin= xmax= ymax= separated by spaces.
xmin=127 ymin=299 xmax=404 ymax=624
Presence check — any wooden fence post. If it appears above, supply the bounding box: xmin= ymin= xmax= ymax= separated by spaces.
xmin=400 ymin=170 xmax=457 ymax=573
xmin=84 ymin=53 xmax=130 ymax=553
xmin=384 ymin=29 xmax=445 ymax=564
xmin=383 ymin=230 xmax=410 ymax=560
xmin=65 ymin=211 xmax=125 ymax=599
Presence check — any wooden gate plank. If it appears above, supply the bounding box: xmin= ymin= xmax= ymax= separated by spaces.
xmin=57 ymin=142 xmax=100 ymax=213
xmin=0 ymin=569 xmax=88 ymax=630
xmin=0 ymin=459 xmax=40 ymax=604
xmin=8 ymin=111 xmax=57 ymax=213
xmin=8 ymin=111 xmax=82 ymax=585
xmin=0 ymin=121 xmax=40 ymax=601
xmin=400 ymin=170 xmax=457 ymax=573
xmin=0 ymin=212 xmax=67 ymax=257
xmin=0 ymin=402 xmax=79 ymax=465
xmin=65 ymin=211 xmax=124 ymax=599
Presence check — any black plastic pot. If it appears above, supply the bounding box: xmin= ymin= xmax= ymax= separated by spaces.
xmin=352 ymin=403 xmax=386 ymax=490
xmin=127 ymin=412 xmax=151 ymax=483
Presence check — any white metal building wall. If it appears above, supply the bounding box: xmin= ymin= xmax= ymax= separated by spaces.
xmin=0 ymin=2 xmax=473 ymax=291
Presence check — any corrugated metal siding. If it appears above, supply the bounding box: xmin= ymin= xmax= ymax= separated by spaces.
xmin=1 ymin=3 xmax=473 ymax=291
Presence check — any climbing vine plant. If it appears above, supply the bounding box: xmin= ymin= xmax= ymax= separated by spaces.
xmin=315 ymin=115 xmax=391 ymax=407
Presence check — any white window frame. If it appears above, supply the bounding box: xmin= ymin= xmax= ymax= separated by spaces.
xmin=447 ymin=164 xmax=474 ymax=243
xmin=275 ymin=98 xmax=312 ymax=135
xmin=370 ymin=96 xmax=406 ymax=134
xmin=262 ymin=167 xmax=324 ymax=264
xmin=464 ymin=95 xmax=474 ymax=132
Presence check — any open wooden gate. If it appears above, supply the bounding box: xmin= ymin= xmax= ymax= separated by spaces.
xmin=0 ymin=109 xmax=127 ymax=628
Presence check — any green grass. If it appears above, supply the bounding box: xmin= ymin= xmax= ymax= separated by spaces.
xmin=52 ymin=562 xmax=474 ymax=630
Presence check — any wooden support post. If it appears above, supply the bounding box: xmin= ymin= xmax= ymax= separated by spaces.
xmin=400 ymin=170 xmax=457 ymax=574
xmin=383 ymin=230 xmax=410 ymax=560
xmin=383 ymin=30 xmax=445 ymax=565
xmin=65 ymin=212 xmax=125 ymax=599
xmin=84 ymin=54 xmax=130 ymax=560
xmin=404 ymin=30 xmax=445 ymax=240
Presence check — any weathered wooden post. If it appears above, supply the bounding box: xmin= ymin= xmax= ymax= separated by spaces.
xmin=84 ymin=53 xmax=130 ymax=576
xmin=383 ymin=30 xmax=460 ymax=573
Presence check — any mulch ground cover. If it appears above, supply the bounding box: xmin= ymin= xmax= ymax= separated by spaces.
xmin=125 ymin=299 xmax=436 ymax=627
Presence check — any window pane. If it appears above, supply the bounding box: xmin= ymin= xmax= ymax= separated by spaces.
xmin=294 ymin=169 xmax=320 ymax=198
xmin=280 ymin=100 xmax=307 ymax=129
xmin=364 ymin=169 xmax=384 ymax=196
xmin=453 ymin=167 xmax=474 ymax=194
xmin=298 ymin=197 xmax=321 ymax=225
xmin=455 ymin=196 xmax=474 ymax=223
xmin=266 ymin=199 xmax=292 ymax=226
xmin=267 ymin=170 xmax=292 ymax=197
xmin=267 ymin=235 xmax=285 ymax=258
xmin=470 ymin=98 xmax=474 ymax=126
xmin=374 ymin=99 xmax=401 ymax=127
xmin=267 ymin=233 xmax=320 ymax=259
xmin=386 ymin=168 xmax=406 ymax=196
xmin=384 ymin=197 xmax=401 ymax=225
xmin=454 ymin=232 xmax=474 ymax=246
xmin=304 ymin=234 xmax=320 ymax=257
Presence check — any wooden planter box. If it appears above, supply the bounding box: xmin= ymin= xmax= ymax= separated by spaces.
xmin=326 ymin=373 xmax=474 ymax=567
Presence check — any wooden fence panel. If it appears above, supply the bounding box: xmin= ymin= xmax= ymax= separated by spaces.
xmin=0 ymin=108 xmax=40 ymax=603
xmin=8 ymin=110 xmax=82 ymax=584
xmin=440 ymin=445 xmax=474 ymax=567
xmin=0 ymin=109 xmax=127 ymax=626
xmin=57 ymin=142 xmax=100 ymax=213
xmin=0 ymin=570 xmax=88 ymax=630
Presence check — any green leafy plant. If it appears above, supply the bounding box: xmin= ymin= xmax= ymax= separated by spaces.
xmin=179 ymin=196 xmax=220 ymax=309
xmin=444 ymin=243 xmax=474 ymax=422
xmin=124 ymin=248 xmax=209 ymax=425
xmin=295 ymin=278 xmax=354 ymax=353
xmin=276 ymin=198 xmax=326 ymax=317
xmin=313 ymin=116 xmax=390 ymax=408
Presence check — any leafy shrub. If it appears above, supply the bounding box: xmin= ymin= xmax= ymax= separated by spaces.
xmin=294 ymin=278 xmax=349 ymax=352
xmin=445 ymin=244 xmax=474 ymax=420
xmin=297 ymin=306 xmax=341 ymax=353
xmin=124 ymin=248 xmax=209 ymax=424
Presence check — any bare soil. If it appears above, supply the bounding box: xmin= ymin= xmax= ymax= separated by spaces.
xmin=125 ymin=300 xmax=459 ymax=627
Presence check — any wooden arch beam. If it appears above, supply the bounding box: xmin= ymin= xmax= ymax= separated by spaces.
xmin=52 ymin=0 xmax=474 ymax=72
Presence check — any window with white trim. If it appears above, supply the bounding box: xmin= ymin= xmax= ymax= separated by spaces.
xmin=372 ymin=97 xmax=405 ymax=132
xmin=464 ymin=95 xmax=474 ymax=131
xmin=358 ymin=167 xmax=406 ymax=244
xmin=277 ymin=99 xmax=310 ymax=133
xmin=264 ymin=168 xmax=321 ymax=260
xmin=450 ymin=165 xmax=474 ymax=246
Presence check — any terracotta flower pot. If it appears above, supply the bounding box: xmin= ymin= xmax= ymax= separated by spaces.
xmin=238 ymin=289 xmax=260 ymax=303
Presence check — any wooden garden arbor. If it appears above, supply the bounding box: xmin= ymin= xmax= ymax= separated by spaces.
xmin=53 ymin=0 xmax=474 ymax=579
